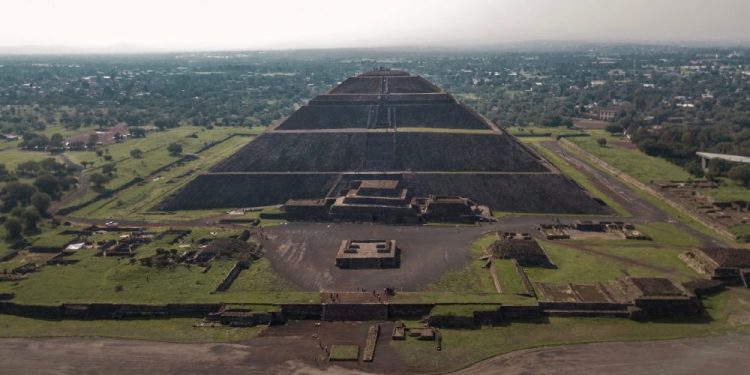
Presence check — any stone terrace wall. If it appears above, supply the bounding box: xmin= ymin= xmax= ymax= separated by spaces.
xmin=156 ymin=174 xmax=337 ymax=211
xmin=322 ymin=303 xmax=388 ymax=321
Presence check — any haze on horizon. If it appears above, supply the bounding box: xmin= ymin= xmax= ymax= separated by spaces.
xmin=1 ymin=0 xmax=749 ymax=53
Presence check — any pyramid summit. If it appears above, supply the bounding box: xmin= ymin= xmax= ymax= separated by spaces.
xmin=158 ymin=69 xmax=608 ymax=218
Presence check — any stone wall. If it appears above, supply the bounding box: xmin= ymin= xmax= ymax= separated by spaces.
xmin=388 ymin=304 xmax=434 ymax=319
xmin=281 ymin=304 xmax=324 ymax=320
xmin=322 ymin=303 xmax=388 ymax=321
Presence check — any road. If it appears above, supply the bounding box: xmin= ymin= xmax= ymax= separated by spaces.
xmin=540 ymin=141 xmax=728 ymax=248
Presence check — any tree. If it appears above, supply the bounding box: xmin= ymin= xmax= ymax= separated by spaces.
xmin=4 ymin=182 xmax=37 ymax=203
xmin=167 ymin=142 xmax=183 ymax=156
xmin=88 ymin=134 xmax=99 ymax=148
xmin=728 ymin=164 xmax=750 ymax=187
xmin=129 ymin=127 xmax=146 ymax=138
xmin=706 ymin=158 xmax=733 ymax=179
xmin=34 ymin=174 xmax=60 ymax=198
xmin=89 ymin=173 xmax=109 ymax=188
xmin=155 ymin=118 xmax=179 ymax=130
xmin=605 ymin=124 xmax=624 ymax=134
xmin=597 ymin=138 xmax=607 ymax=147
xmin=130 ymin=148 xmax=144 ymax=159
xmin=49 ymin=133 xmax=64 ymax=149
xmin=31 ymin=192 xmax=51 ymax=215
xmin=3 ymin=217 xmax=22 ymax=239
xmin=102 ymin=163 xmax=117 ymax=176
xmin=21 ymin=207 xmax=41 ymax=232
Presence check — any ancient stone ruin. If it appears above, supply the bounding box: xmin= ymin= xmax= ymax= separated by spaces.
xmin=158 ymin=69 xmax=608 ymax=218
xmin=335 ymin=240 xmax=399 ymax=269
xmin=487 ymin=232 xmax=555 ymax=268
xmin=680 ymin=247 xmax=750 ymax=287
xmin=536 ymin=277 xmax=702 ymax=319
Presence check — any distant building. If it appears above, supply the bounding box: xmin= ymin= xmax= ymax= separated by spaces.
xmin=592 ymin=107 xmax=620 ymax=121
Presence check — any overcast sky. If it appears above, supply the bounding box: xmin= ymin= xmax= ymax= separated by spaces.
xmin=1 ymin=0 xmax=749 ymax=51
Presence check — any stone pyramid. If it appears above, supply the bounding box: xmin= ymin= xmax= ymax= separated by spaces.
xmin=158 ymin=69 xmax=607 ymax=215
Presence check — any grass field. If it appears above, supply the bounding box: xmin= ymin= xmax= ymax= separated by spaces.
xmin=0 ymin=315 xmax=264 ymax=343
xmin=568 ymin=131 xmax=693 ymax=182
xmin=68 ymin=133 xmax=256 ymax=220
xmin=329 ymin=344 xmax=360 ymax=361
xmin=65 ymin=126 xmax=260 ymax=192
xmin=525 ymin=240 xmax=699 ymax=285
xmin=1 ymin=225 xmax=313 ymax=305
xmin=493 ymin=260 xmax=526 ymax=295
xmin=505 ymin=126 xmax=587 ymax=138
xmin=568 ymin=131 xmax=749 ymax=204
xmin=423 ymin=234 xmax=497 ymax=294
xmin=636 ymin=222 xmax=700 ymax=247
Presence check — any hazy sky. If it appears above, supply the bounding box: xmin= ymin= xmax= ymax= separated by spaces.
xmin=1 ymin=0 xmax=749 ymax=51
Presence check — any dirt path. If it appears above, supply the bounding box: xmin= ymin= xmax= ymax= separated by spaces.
xmin=0 ymin=321 xmax=406 ymax=375
xmin=2 ymin=331 xmax=749 ymax=374
xmin=49 ymin=153 xmax=89 ymax=214
xmin=452 ymin=331 xmax=750 ymax=375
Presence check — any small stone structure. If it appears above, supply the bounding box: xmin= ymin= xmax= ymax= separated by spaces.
xmin=422 ymin=195 xmax=489 ymax=222
xmin=487 ymin=232 xmax=555 ymax=268
xmin=538 ymin=221 xmax=650 ymax=240
xmin=335 ymin=240 xmax=399 ymax=269
xmin=680 ymin=247 xmax=750 ymax=287
xmin=362 ymin=324 xmax=379 ymax=362
xmin=330 ymin=180 xmax=420 ymax=224
xmin=537 ymin=277 xmax=701 ymax=319
xmin=537 ymin=224 xmax=570 ymax=240
xmin=97 ymin=233 xmax=154 ymax=257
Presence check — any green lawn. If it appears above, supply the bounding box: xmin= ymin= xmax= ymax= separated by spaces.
xmin=0 ymin=149 xmax=62 ymax=172
xmin=569 ymin=131 xmax=693 ymax=183
xmin=636 ymin=222 xmax=700 ymax=247
xmin=68 ymin=133 xmax=255 ymax=220
xmin=525 ymin=241 xmax=699 ymax=285
xmin=329 ymin=344 xmax=360 ymax=361
xmin=0 ymin=315 xmax=264 ymax=343
xmin=4 ymin=225 xmax=311 ymax=305
xmin=493 ymin=260 xmax=527 ymax=295
xmin=423 ymin=234 xmax=497 ymax=294
xmin=703 ymin=179 xmax=750 ymax=201
xmin=505 ymin=126 xmax=587 ymax=138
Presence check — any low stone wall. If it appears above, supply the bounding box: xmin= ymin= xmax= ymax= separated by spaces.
xmin=538 ymin=301 xmax=629 ymax=311
xmin=0 ymin=300 xmax=544 ymax=323
xmin=215 ymin=261 xmax=247 ymax=292
xmin=322 ymin=303 xmax=388 ymax=321
xmin=0 ymin=303 xmax=63 ymax=320
xmin=500 ymin=305 xmax=541 ymax=319
xmin=632 ymin=297 xmax=702 ymax=319
xmin=513 ymin=259 xmax=536 ymax=297
xmin=281 ymin=304 xmax=323 ymax=320
xmin=473 ymin=310 xmax=505 ymax=326
xmin=0 ymin=302 xmax=221 ymax=320
xmin=388 ymin=304 xmax=434 ymax=319
xmin=428 ymin=315 xmax=478 ymax=329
